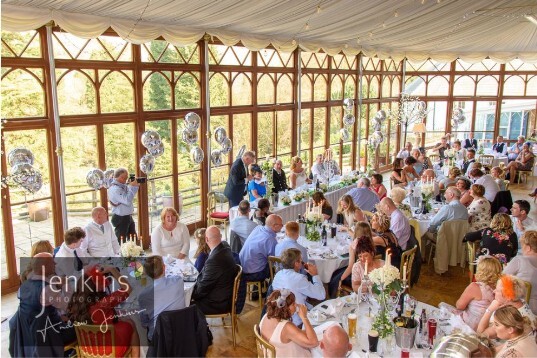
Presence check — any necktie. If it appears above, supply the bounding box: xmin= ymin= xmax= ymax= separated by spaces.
xmin=100 ymin=225 xmax=105 ymax=234
xmin=73 ymin=250 xmax=83 ymax=271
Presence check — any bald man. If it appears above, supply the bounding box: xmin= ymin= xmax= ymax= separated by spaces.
xmin=192 ymin=225 xmax=239 ymax=315
xmin=320 ymin=325 xmax=352 ymax=358
xmin=81 ymin=206 xmax=120 ymax=257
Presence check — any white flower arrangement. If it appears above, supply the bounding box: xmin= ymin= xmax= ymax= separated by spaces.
xmin=293 ymin=191 xmax=305 ymax=201
xmin=444 ymin=148 xmax=455 ymax=158
xmin=421 ymin=182 xmax=435 ymax=197
xmin=306 ymin=211 xmax=323 ymax=223
xmin=369 ymin=265 xmax=401 ymax=287
xmin=280 ymin=193 xmax=291 ymax=205
xmin=121 ymin=240 xmax=144 ymax=258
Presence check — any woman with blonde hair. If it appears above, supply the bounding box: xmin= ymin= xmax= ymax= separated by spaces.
xmin=151 ymin=207 xmax=190 ymax=260
xmin=389 ymin=187 xmax=412 ymax=218
xmin=371 ymin=211 xmax=401 ymax=267
xmin=193 ymin=228 xmax=209 ymax=272
xmin=288 ymin=156 xmax=311 ymax=189
xmin=336 ymin=194 xmax=365 ymax=233
xmin=467 ymin=184 xmax=491 ymax=232
xmin=493 ymin=305 xmax=537 ymax=357
xmin=260 ymin=289 xmax=318 ymax=357
xmin=491 ymin=166 xmax=507 ymax=191
xmin=439 ymin=167 xmax=461 ymax=190
xmin=477 ymin=274 xmax=537 ymax=338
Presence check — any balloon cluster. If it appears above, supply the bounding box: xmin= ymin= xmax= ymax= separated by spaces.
xmin=211 ymin=127 xmax=232 ymax=166
xmin=86 ymin=168 xmax=115 ymax=190
xmin=182 ymin=112 xmax=204 ymax=164
xmin=8 ymin=148 xmax=43 ymax=194
xmin=340 ymin=98 xmax=355 ymax=141
xmin=140 ymin=130 xmax=164 ymax=175
xmin=368 ymin=110 xmax=387 ymax=149
xmin=451 ymin=108 xmax=466 ymax=130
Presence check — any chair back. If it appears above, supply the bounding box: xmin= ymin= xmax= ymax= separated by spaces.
xmin=232 ymin=264 xmax=243 ymax=314
xmin=478 ymin=155 xmax=494 ymax=166
xmin=207 ymin=191 xmax=218 ymax=222
xmin=75 ymin=324 xmax=128 ymax=358
xmin=400 ymin=245 xmax=417 ymax=283
xmin=254 ymin=324 xmax=276 ymax=358
xmin=435 ymin=219 xmax=469 ymax=274
xmin=268 ymin=256 xmax=282 ymax=282
xmin=466 ymin=241 xmax=480 ymax=281
xmin=503 ymin=180 xmax=510 ymax=191
xmin=408 ymin=219 xmax=422 ymax=251
xmin=523 ymin=280 xmax=532 ymax=305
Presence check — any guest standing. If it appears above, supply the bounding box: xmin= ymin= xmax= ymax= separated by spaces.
xmin=151 ymin=207 xmax=190 ymax=260
xmin=108 ymin=167 xmax=139 ymax=241
xmin=272 ymin=159 xmax=288 ymax=193
xmin=224 ymin=150 xmax=256 ymax=207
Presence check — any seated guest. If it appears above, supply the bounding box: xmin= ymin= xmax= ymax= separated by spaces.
xmin=477 ymin=275 xmax=536 ymax=339
xmin=20 ymin=240 xmax=54 ymax=282
xmin=389 ymin=187 xmax=412 ymax=219
xmin=193 ymin=228 xmax=209 ymax=272
xmin=68 ymin=264 xmax=140 ymax=357
xmin=491 ymin=166 xmax=507 ymax=191
xmin=506 ymin=142 xmax=535 ymax=184
xmin=469 ymin=168 xmax=500 ymax=202
xmin=192 ymin=226 xmax=238 ymax=314
xmin=432 ymin=135 xmax=451 ymax=159
xmin=272 ymin=248 xmax=326 ymax=325
xmin=320 ymin=325 xmax=352 ymax=358
xmin=492 ymin=135 xmax=508 ymax=156
xmin=55 ymin=227 xmax=88 ymax=277
xmin=503 ymin=230 xmax=537 ymax=314
xmin=507 ymin=135 xmax=525 ymax=162
xmin=456 ymin=177 xmax=474 ymax=207
xmin=275 ymin=222 xmax=308 ymax=264
xmin=371 ymin=211 xmax=401 ymax=267
xmin=346 ymin=178 xmax=379 ymax=213
xmin=452 ymin=140 xmax=467 ymax=166
xmin=463 ymin=132 xmax=477 ymax=150
xmin=466 ymin=213 xmax=518 ymax=263
xmin=272 ymin=159 xmax=288 ymax=193
xmin=81 ymin=206 xmax=120 ymax=257
xmin=240 ymin=214 xmax=282 ymax=283
xmin=260 ymin=289 xmax=318 ymax=357
xmin=328 ymin=222 xmax=373 ymax=298
xmin=151 ymin=207 xmax=190 ymax=260
xmin=252 ymin=198 xmax=271 ymax=226
xmin=312 ymin=191 xmax=333 ymax=220
xmin=420 ymin=169 xmax=440 ymax=196
xmin=402 ymin=156 xmax=419 ymax=183
xmin=289 ymin=156 xmax=311 ymax=189
xmin=370 ymin=174 xmax=387 ymax=201
xmin=396 ymin=142 xmax=413 ymax=159
xmin=247 ymin=164 xmax=266 ymax=201
xmin=441 ymin=256 xmax=502 ymax=331
xmin=139 ymin=255 xmax=185 ymax=342
xmin=467 ymin=184 xmax=491 ymax=232
xmin=462 ymin=149 xmax=476 ymax=175
xmin=229 ymin=200 xmax=258 ymax=240
xmin=337 ymin=195 xmax=366 ymax=234
xmin=417 ymin=149 xmax=433 ymax=175
xmin=378 ymin=198 xmax=411 ymax=251
xmin=493 ymin=305 xmax=537 ymax=358
xmin=439 ymin=167 xmax=461 ymax=190
xmin=390 ymin=158 xmax=406 ymax=187
xmin=351 ymin=236 xmax=384 ymax=293
xmin=310 ymin=154 xmax=325 ymax=179
xmin=511 ymin=200 xmax=534 ymax=249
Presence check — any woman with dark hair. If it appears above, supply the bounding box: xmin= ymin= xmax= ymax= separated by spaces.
xmin=370 ymin=174 xmax=387 ymax=201
xmin=311 ymin=191 xmax=333 ymax=220
xmin=390 ymin=158 xmax=406 ymax=186
xmin=193 ymin=228 xmax=209 ymax=272
xmin=351 ymin=236 xmax=384 ymax=293
xmin=371 ymin=211 xmax=401 ymax=268
xmin=259 ymin=289 xmax=318 ymax=357
xmin=252 ymin=198 xmax=271 ymax=225
xmin=247 ymin=164 xmax=266 ymax=201
xmin=402 ymin=156 xmax=419 ymax=182
xmin=455 ymin=177 xmax=473 ymax=207
xmin=493 ymin=305 xmax=537 ymax=357
xmin=68 ymin=265 xmax=140 ymax=357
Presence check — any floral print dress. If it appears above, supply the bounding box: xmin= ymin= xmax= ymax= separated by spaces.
xmin=467 ymin=197 xmax=491 ymax=232
xmin=478 ymin=228 xmax=518 ymax=263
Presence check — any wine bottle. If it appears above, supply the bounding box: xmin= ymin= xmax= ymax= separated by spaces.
xmin=321 ymin=225 xmax=327 ymax=246
xmin=419 ymin=308 xmax=427 ymax=334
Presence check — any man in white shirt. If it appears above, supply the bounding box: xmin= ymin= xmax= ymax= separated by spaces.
xmin=379 ymin=198 xmax=411 ymax=250
xmin=81 ymin=207 xmax=120 ymax=257
xmin=311 ymin=154 xmax=325 ymax=178
xmin=396 ymin=142 xmax=413 ymax=159
xmin=507 ymin=136 xmax=525 ymax=162
xmin=511 ymin=200 xmax=535 ymax=253
xmin=469 ymin=169 xmax=500 ymax=202
xmin=54 ymin=227 xmax=88 ymax=277
xmin=229 ymin=200 xmax=258 ymax=241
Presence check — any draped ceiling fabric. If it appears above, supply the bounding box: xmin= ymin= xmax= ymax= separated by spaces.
xmin=2 ymin=0 xmax=537 ymax=63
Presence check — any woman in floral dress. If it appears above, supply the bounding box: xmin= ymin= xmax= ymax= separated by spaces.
xmin=467 ymin=184 xmax=491 ymax=232
xmin=477 ymin=213 xmax=518 ymax=263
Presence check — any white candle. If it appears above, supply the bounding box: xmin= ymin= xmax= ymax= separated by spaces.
xmin=403 ymin=263 xmax=407 ymax=280
xmin=386 ymin=252 xmax=391 ymax=267
xmin=364 ymin=260 xmax=368 ymax=274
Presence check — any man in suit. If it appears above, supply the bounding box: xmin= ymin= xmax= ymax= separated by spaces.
xmin=192 ymin=225 xmax=238 ymax=315
xmin=462 ymin=148 xmax=476 ymax=174
xmin=463 ymin=132 xmax=478 ymax=149
xmin=492 ymin=135 xmax=507 ymax=155
xmin=224 ymin=151 xmax=256 ymax=207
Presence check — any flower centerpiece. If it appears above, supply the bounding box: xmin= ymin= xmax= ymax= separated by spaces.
xmin=420 ymin=180 xmax=435 ymax=213
xmin=477 ymin=140 xmax=485 ymax=155
xmin=260 ymin=158 xmax=275 ymax=200
xmin=121 ymin=237 xmax=144 ymax=269
xmin=293 ymin=191 xmax=305 ymax=202
xmin=368 ymin=261 xmax=403 ymax=339
xmin=444 ymin=148 xmax=455 ymax=167
xmin=280 ymin=193 xmax=291 ymax=206
xmin=319 ymin=183 xmax=328 ymax=193
xmin=304 ymin=202 xmax=323 ymax=242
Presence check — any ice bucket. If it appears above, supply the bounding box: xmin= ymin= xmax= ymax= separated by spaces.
xmin=409 ymin=196 xmax=421 ymax=208
xmin=394 ymin=318 xmax=418 ymax=349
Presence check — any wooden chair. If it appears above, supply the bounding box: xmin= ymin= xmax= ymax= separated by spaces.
xmin=207 ymin=191 xmax=230 ymax=240
xmin=503 ymin=180 xmax=510 ymax=191
xmin=522 ymin=280 xmax=532 ymax=305
xmin=517 ymin=169 xmax=533 ymax=184
xmin=64 ymin=341 xmax=78 ymax=357
xmin=75 ymin=324 xmax=132 ymax=358
xmin=428 ymin=154 xmax=440 ymax=163
xmin=408 ymin=219 xmax=422 ymax=252
xmin=247 ymin=280 xmax=264 ymax=308
xmin=268 ymin=256 xmax=282 ymax=283
xmin=466 ymin=241 xmax=480 ymax=282
xmin=206 ymin=264 xmax=242 ymax=347
xmin=478 ymin=155 xmax=494 ymax=167
xmin=254 ymin=324 xmax=276 ymax=358
xmin=400 ymin=245 xmax=417 ymax=285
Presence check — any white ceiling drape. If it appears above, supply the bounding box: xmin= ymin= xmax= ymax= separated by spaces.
xmin=2 ymin=0 xmax=537 ymax=63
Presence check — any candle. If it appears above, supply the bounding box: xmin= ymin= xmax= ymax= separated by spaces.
xmin=266 ymin=154 xmax=269 ymax=161
xmin=120 ymin=236 xmax=124 ymax=245
xmin=385 ymin=252 xmax=391 ymax=267
xmin=403 ymin=263 xmax=407 ymax=281
xmin=364 ymin=260 xmax=368 ymax=275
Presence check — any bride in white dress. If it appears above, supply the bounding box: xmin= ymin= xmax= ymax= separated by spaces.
xmin=289 ymin=156 xmax=311 ymax=189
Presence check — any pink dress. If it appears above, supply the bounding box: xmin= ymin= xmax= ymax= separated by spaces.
xmin=260 ymin=315 xmax=311 ymax=357
xmin=460 ymin=282 xmax=494 ymax=331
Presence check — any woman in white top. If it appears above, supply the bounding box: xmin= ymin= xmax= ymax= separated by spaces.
xmin=503 ymin=230 xmax=537 ymax=314
xmin=289 ymin=156 xmax=311 ymax=189
xmin=151 ymin=207 xmax=190 ymax=259
xmin=260 ymin=289 xmax=318 ymax=357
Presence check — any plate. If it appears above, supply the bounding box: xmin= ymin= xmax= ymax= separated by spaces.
xmin=307 ymin=311 xmax=327 ymax=325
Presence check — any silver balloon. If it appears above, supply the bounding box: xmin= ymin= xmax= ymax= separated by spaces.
xmin=190 ymin=147 xmax=204 ymax=164
xmin=343 ymin=113 xmax=356 ymax=126
xmin=8 ymin=148 xmax=34 ymax=167
xmin=375 ymin=110 xmax=387 ymax=121
xmin=184 ymin=112 xmax=201 ymax=130
xmin=417 ymin=101 xmax=426 ymax=111
xmin=235 ymin=145 xmax=246 ymax=160
xmin=23 ymin=170 xmax=43 ymax=194
xmin=458 ymin=115 xmax=466 ymax=124
xmin=220 ymin=137 xmax=232 ymax=154
xmin=368 ymin=131 xmax=384 ymax=148
xmin=340 ymin=127 xmax=350 ymax=141
xmin=214 ymin=127 xmax=227 ymax=145
xmin=343 ymin=98 xmax=354 ymax=109
xmin=141 ymin=131 xmax=161 ymax=149
xmin=211 ymin=149 xmax=223 ymax=166
xmin=11 ymin=163 xmax=43 ymax=193
xmin=102 ymin=169 xmax=115 ymax=189
xmin=182 ymin=128 xmax=198 ymax=145
xmin=86 ymin=168 xmax=105 ymax=190
xmin=148 ymin=142 xmax=165 ymax=157
xmin=139 ymin=154 xmax=155 ymax=174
